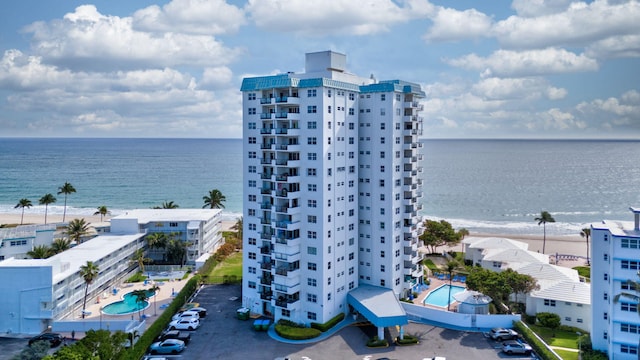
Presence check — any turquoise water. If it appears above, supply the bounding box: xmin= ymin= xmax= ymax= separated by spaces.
xmin=102 ymin=289 xmax=156 ymax=315
xmin=424 ymin=285 xmax=466 ymax=307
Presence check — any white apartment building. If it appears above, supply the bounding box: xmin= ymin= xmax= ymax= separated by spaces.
xmin=110 ymin=209 xmax=223 ymax=266
xmin=241 ymin=51 xmax=424 ymax=326
xmin=0 ymin=224 xmax=57 ymax=261
xmin=591 ymin=207 xmax=640 ymax=359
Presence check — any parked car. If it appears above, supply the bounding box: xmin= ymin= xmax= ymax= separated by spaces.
xmin=489 ymin=327 xmax=518 ymax=340
xmin=189 ymin=306 xmax=207 ymax=317
xmin=168 ymin=317 xmax=200 ymax=331
xmin=155 ymin=330 xmax=191 ymax=344
xmin=502 ymin=340 xmax=532 ymax=355
xmin=28 ymin=333 xmax=63 ymax=347
xmin=171 ymin=310 xmax=200 ymax=321
xmin=149 ymin=339 xmax=185 ymax=355
xmin=422 ymin=357 xmax=446 ymax=360
xmin=178 ymin=302 xmax=200 ymax=312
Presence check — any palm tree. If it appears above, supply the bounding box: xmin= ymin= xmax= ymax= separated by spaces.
xmin=232 ymin=217 xmax=243 ymax=242
xmin=130 ymin=248 xmax=152 ymax=274
xmin=146 ymin=232 xmax=168 ymax=249
xmin=445 ymin=260 xmax=460 ymax=311
xmin=50 ymin=238 xmax=71 ymax=255
xmin=149 ymin=284 xmax=160 ymax=315
xmin=458 ymin=228 xmax=469 ymax=259
xmin=131 ymin=289 xmax=149 ymax=320
xmin=14 ymin=198 xmax=32 ymax=225
xmin=580 ymin=228 xmax=591 ymax=266
xmin=166 ymin=239 xmax=187 ymax=265
xmin=57 ymin=182 xmax=76 ymax=222
xmin=27 ymin=245 xmax=52 ymax=259
xmin=202 ymin=189 xmax=226 ymax=209
xmin=153 ymin=201 xmax=179 ymax=209
xmin=93 ymin=205 xmax=111 ymax=221
xmin=535 ymin=211 xmax=556 ymax=254
xmin=67 ymin=218 xmax=91 ymax=244
xmin=614 ymin=273 xmax=639 ymax=314
xmin=38 ymin=193 xmax=57 ymax=224
xmin=79 ymin=261 xmax=99 ymax=319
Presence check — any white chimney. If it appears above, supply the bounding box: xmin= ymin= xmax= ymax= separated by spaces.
xmin=630 ymin=207 xmax=640 ymax=231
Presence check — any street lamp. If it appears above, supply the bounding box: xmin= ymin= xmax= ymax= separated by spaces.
xmin=576 ymin=332 xmax=582 ymax=360
xmin=99 ymin=306 xmax=103 ymax=330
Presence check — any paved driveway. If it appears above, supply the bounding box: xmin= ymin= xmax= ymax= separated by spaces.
xmin=172 ymin=284 xmax=532 ymax=360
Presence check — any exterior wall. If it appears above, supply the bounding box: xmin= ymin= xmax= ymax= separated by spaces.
xmin=527 ymin=296 xmax=591 ymax=331
xmin=591 ymin=212 xmax=640 ymax=359
xmin=403 ymin=302 xmax=520 ymax=331
xmin=0 ymin=266 xmax=53 ymax=334
xmin=241 ymin=51 xmax=425 ymax=326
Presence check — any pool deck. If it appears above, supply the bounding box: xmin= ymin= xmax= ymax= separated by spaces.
xmin=412 ymin=276 xmax=468 ymax=312
xmin=58 ymin=276 xmax=191 ymax=339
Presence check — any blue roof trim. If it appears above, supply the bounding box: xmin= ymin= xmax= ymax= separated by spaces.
xmin=240 ymin=74 xmax=299 ymax=91
xmin=298 ymin=78 xmax=361 ymax=91
xmin=360 ymin=79 xmax=426 ymax=97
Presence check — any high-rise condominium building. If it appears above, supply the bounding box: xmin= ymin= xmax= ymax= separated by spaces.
xmin=590 ymin=207 xmax=640 ymax=359
xmin=240 ymin=51 xmax=425 ymax=325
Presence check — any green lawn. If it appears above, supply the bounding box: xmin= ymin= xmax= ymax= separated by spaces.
xmin=206 ymin=251 xmax=243 ymax=284
xmin=528 ymin=324 xmax=579 ymax=349
xmin=573 ymin=266 xmax=590 ymax=281
xmin=554 ymin=349 xmax=579 ymax=360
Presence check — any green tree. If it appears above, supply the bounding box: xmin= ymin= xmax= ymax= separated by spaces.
xmin=27 ymin=245 xmax=52 ymax=259
xmin=130 ymin=248 xmax=152 ymax=274
xmin=166 ymin=239 xmax=187 ymax=265
xmin=202 ymin=189 xmax=226 ymax=209
xmin=614 ymin=272 xmax=640 ymax=314
xmin=131 ymin=289 xmax=149 ymax=321
xmin=445 ymin=259 xmax=461 ymax=311
xmin=232 ymin=216 xmax=243 ymax=242
xmin=419 ymin=219 xmax=463 ymax=253
xmin=149 ymin=284 xmax=160 ymax=316
xmin=14 ymin=198 xmax=32 ymax=225
xmin=146 ymin=232 xmax=168 ymax=249
xmin=13 ymin=339 xmax=50 ymax=360
xmin=50 ymin=238 xmax=71 ymax=255
xmin=38 ymin=193 xmax=56 ymax=224
xmin=503 ymin=268 xmax=539 ymax=306
xmin=580 ymin=227 xmax=591 ymax=265
xmin=93 ymin=205 xmax=111 ymax=222
xmin=57 ymin=182 xmax=76 ymax=222
xmin=466 ymin=267 xmax=511 ymax=313
xmin=78 ymin=329 xmax=128 ymax=360
xmin=79 ymin=261 xmax=99 ymax=319
xmin=153 ymin=201 xmax=179 ymax=209
xmin=535 ymin=211 xmax=555 ymax=254
xmin=537 ymin=312 xmax=561 ymax=335
xmin=66 ymin=218 xmax=91 ymax=244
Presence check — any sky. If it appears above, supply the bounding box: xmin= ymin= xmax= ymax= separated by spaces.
xmin=0 ymin=0 xmax=639 ymax=139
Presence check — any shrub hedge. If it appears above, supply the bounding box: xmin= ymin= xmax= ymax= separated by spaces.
xmin=366 ymin=336 xmax=389 ymax=348
xmin=310 ymin=312 xmax=345 ymax=332
xmin=396 ymin=334 xmax=419 ymax=345
xmin=274 ymin=320 xmax=321 ymax=340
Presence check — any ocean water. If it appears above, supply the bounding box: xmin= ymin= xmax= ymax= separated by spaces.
xmin=0 ymin=138 xmax=638 ymax=236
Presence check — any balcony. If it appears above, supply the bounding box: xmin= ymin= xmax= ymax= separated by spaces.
xmin=260 ymin=128 xmax=272 ymax=135
xmin=260 ymin=217 xmax=271 ymax=225
xmin=260 ymin=142 xmax=272 ymax=149
xmin=260 ymin=246 xmax=271 ymax=255
xmin=260 ymin=187 xmax=272 ymax=195
xmin=260 ymin=113 xmax=273 ymax=119
xmin=260 ymin=291 xmax=273 ymax=300
xmin=260 ymin=275 xmax=272 ymax=286
xmin=260 ymin=158 xmax=272 ymax=165
xmin=260 ymin=262 xmax=272 ymax=270
xmin=260 ymin=202 xmax=272 ymax=210
xmin=260 ymin=97 xmax=273 ymax=104
xmin=260 ymin=232 xmax=272 ymax=240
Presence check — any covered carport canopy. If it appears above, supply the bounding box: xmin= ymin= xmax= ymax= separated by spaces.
xmin=347 ymin=285 xmax=408 ymax=327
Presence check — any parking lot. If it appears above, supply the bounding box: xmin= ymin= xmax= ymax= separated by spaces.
xmin=154 ymin=284 xmax=535 ymax=360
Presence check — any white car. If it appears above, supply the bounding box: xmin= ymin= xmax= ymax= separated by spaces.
xmin=171 ymin=310 xmax=200 ymax=321
xmin=168 ymin=318 xmax=200 ymax=331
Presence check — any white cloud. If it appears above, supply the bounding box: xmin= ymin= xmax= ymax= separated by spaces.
xmin=23 ymin=5 xmax=242 ymax=71
xmin=586 ymin=34 xmax=640 ymax=59
xmin=132 ymin=0 xmax=246 ymax=35
xmin=447 ymin=48 xmax=598 ymax=77
xmin=199 ymin=66 xmax=233 ymax=89
xmin=472 ymin=77 xmax=567 ymax=101
xmin=423 ymin=7 xmax=492 ymax=42
xmin=245 ymin=0 xmax=433 ymax=36
xmin=510 ymin=0 xmax=573 ymax=17
xmin=494 ymin=0 xmax=640 ymax=50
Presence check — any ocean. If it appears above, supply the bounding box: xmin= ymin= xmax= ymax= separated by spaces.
xmin=1 ymin=138 xmax=638 ymax=236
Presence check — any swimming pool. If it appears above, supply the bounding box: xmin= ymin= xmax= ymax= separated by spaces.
xmin=423 ymin=284 xmax=466 ymax=307
xmin=102 ymin=289 xmax=156 ymax=315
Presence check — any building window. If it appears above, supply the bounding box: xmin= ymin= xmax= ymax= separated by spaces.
xmin=544 ymin=299 xmax=556 ymax=307
xmin=621 ymin=260 xmax=640 ymax=270
xmin=328 ymin=106 xmax=332 ymax=113
xmin=248 ymin=252 xmax=256 ymax=260
xmin=308 ymin=231 xmax=317 ymax=239
xmin=248 ymin=281 xmax=256 ymax=289
xmin=281 ymin=309 xmax=290 ymax=317
xmin=248 ymin=108 xmax=256 ymax=115
xmin=621 ymin=345 xmax=638 ymax=354
xmin=308 ymin=247 xmax=317 ymax=255
xmin=248 ymin=195 xmax=256 ymax=201
xmin=622 ymin=303 xmax=639 ymax=312
xmin=307 ymin=168 xmax=317 ymax=176
xmin=248 ymin=165 xmax=256 ymax=173
xmin=248 ymin=122 xmax=256 ymax=129
xmin=248 ymin=137 xmax=256 ymax=144
xmin=308 ymin=200 xmax=316 ymax=208
xmin=248 ymin=93 xmax=256 ymax=100
xmin=307 ymin=312 xmax=317 ymax=321
xmin=307 ymin=294 xmax=317 ymax=303
xmin=308 ymin=137 xmax=317 ymax=145
xmin=308 ymin=278 xmax=317 ymax=287
xmin=308 ymin=106 xmax=317 ymax=113
xmin=308 ymin=215 xmax=317 ymax=223
xmin=308 ymin=184 xmax=317 ymax=192
xmin=308 ymin=121 xmax=317 ymax=129
xmin=621 ymin=323 xmax=639 ymax=334
xmin=308 ymin=89 xmax=317 ymax=97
